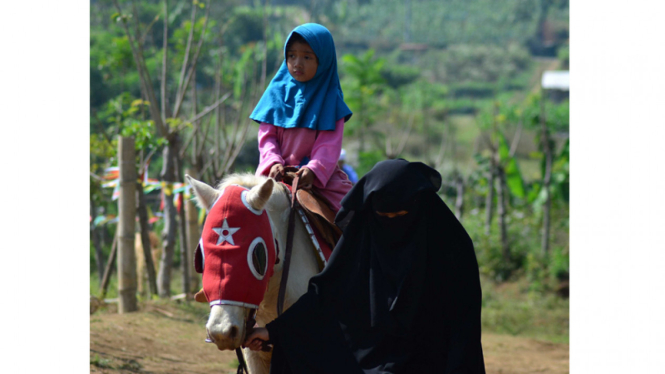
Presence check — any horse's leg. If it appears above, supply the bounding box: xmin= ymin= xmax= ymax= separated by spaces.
xmin=244 ymin=349 xmax=271 ymax=374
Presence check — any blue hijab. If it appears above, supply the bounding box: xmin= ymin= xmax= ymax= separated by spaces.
xmin=249 ymin=23 xmax=352 ymax=131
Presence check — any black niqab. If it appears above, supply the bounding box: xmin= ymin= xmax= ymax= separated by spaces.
xmin=266 ymin=159 xmax=486 ymax=374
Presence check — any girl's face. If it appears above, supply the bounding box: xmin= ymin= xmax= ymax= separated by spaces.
xmin=286 ymin=41 xmax=318 ymax=82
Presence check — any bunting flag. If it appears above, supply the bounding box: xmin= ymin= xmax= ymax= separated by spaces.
xmin=102 ymin=167 xmax=120 ymax=200
xmin=101 ymin=165 xmax=185 ymax=197
xmin=162 ymin=181 xmax=174 ymax=196
xmin=99 ymin=165 xmax=203 ymax=223
xmin=93 ymin=215 xmax=118 ymax=227
xmin=112 ymin=183 xmax=120 ymax=201
xmin=173 ymin=183 xmax=187 ymax=194
xmin=101 ymin=179 xmax=118 ymax=188
xmin=146 ymin=205 xmax=158 ymax=224
xmin=102 ymin=167 xmax=119 ymax=181
xmin=198 ymin=206 xmax=206 ymax=226
xmin=175 ymin=192 xmax=182 ymax=213
xmin=143 ymin=178 xmax=161 ymax=193
xmin=150 ymin=212 xmax=164 ymax=224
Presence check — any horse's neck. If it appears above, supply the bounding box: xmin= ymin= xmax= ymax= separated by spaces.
xmin=256 ymin=194 xmax=320 ymax=326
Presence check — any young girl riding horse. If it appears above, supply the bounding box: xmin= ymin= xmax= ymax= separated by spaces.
xmin=250 ymin=23 xmax=353 ymax=213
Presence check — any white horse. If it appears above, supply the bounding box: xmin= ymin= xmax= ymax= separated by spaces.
xmin=187 ymin=173 xmax=321 ymax=374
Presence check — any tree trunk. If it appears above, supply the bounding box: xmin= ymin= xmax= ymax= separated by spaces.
xmin=485 ymin=102 xmax=499 ymax=236
xmin=175 ymin=157 xmax=190 ymax=297
xmin=184 ymin=168 xmax=201 ymax=293
xmin=485 ymin=164 xmax=495 ymax=236
xmin=158 ymin=141 xmax=178 ymax=298
xmin=117 ymin=136 xmax=138 ymax=313
xmin=541 ymin=91 xmax=552 ymax=254
xmin=99 ymin=235 xmax=118 ymax=299
xmin=161 ymin=0 xmax=169 ymax=122
xmin=90 ymin=199 xmax=105 ymax=282
xmin=359 ymin=99 xmax=366 ymax=153
xmin=136 ymin=181 xmax=158 ymax=297
xmin=455 ymin=174 xmax=464 ymax=222
xmin=496 ymin=165 xmax=510 ymax=262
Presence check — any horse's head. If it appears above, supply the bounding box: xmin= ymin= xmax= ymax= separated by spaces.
xmin=187 ymin=174 xmax=279 ymax=351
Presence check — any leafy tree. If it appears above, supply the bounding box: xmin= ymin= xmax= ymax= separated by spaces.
xmin=341 ymin=49 xmax=386 ymax=152
xmin=522 ymin=93 xmax=569 ymax=254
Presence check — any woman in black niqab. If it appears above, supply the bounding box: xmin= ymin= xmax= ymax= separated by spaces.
xmin=246 ymin=159 xmax=486 ymax=374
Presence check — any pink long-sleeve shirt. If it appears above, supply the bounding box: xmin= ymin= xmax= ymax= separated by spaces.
xmin=256 ymin=120 xmax=352 ymax=212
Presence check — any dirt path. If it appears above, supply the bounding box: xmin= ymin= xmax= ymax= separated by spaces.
xmin=90 ymin=302 xmax=568 ymax=373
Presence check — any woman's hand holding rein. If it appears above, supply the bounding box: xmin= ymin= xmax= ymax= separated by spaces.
xmin=243 ymin=327 xmax=270 ymax=351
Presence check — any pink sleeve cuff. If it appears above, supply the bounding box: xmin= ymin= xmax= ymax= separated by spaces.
xmin=304 ymin=159 xmax=330 ymax=188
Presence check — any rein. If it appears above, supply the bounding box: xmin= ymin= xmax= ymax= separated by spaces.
xmin=234 ymin=309 xmax=256 ymax=374
xmin=235 ymin=347 xmax=248 ymax=374
xmin=236 ymin=307 xmax=273 ymax=374
xmin=277 ymin=175 xmax=299 ymax=316
xmin=235 ymin=175 xmax=299 ymax=374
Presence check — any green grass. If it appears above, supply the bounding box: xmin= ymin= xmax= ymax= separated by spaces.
xmin=90 ymin=353 xmax=143 ymax=372
xmin=90 ymin=354 xmax=114 ymax=369
xmin=480 ymin=276 xmax=569 ymax=344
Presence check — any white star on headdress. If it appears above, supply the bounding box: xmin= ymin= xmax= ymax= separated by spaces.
xmin=212 ymin=219 xmax=240 ymax=246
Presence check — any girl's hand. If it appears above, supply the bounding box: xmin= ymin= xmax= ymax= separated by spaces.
xmin=269 ymin=163 xmax=285 ymax=181
xmin=296 ymin=167 xmax=314 ymax=189
xmin=243 ymin=327 xmax=270 ymax=351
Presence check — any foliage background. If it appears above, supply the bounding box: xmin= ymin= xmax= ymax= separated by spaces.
xmin=88 ymin=0 xmax=572 ymax=343
xmin=7 ymin=1 xmax=665 ymax=372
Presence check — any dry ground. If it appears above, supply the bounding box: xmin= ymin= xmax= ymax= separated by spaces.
xmin=90 ymin=301 xmax=568 ymax=374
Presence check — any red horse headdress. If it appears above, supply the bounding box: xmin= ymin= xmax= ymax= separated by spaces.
xmin=194 ymin=185 xmax=277 ymax=308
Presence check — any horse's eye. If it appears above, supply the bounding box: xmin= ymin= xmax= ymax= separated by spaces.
xmin=252 ymin=243 xmax=267 ymax=275
xmin=247 ymin=237 xmax=268 ymax=280
xmin=195 ymin=239 xmax=205 ymax=273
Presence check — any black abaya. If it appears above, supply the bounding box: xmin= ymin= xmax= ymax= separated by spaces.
xmin=266 ymin=159 xmax=486 ymax=374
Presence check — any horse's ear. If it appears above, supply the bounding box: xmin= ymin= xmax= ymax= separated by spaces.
xmin=246 ymin=178 xmax=274 ymax=212
xmin=186 ymin=175 xmax=220 ymax=211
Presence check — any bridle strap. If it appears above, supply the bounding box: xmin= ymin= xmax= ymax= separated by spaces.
xmin=235 ymin=309 xmax=262 ymax=374
xmin=277 ymin=175 xmax=299 ymax=316
xmin=235 ymin=347 xmax=248 ymax=374
xmin=235 ymin=175 xmax=299 ymax=373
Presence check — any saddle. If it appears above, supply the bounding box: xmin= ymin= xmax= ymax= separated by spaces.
xmin=280 ymin=168 xmax=342 ymax=251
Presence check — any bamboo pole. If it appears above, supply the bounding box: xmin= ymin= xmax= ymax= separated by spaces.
xmin=117 ymin=136 xmax=138 ymax=313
